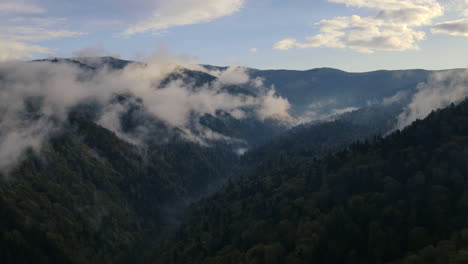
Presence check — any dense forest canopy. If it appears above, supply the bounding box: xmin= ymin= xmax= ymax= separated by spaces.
xmin=1 ymin=58 xmax=468 ymax=264
xmin=154 ymin=100 xmax=468 ymax=264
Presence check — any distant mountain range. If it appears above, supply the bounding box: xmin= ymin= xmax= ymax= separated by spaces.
xmin=36 ymin=56 xmax=466 ymax=117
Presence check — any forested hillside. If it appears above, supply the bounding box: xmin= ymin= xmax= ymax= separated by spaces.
xmin=0 ymin=116 xmax=238 ymax=264
xmin=1 ymin=57 xmax=467 ymax=264
xmin=155 ymin=100 xmax=468 ymax=264
xmin=3 ymin=0 xmax=468 ymax=261
xmin=243 ymin=102 xmax=404 ymax=167
xmin=248 ymin=68 xmax=431 ymax=114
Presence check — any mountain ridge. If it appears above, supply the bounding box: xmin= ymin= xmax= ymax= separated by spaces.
xmin=37 ymin=56 xmax=468 ymax=74
xmin=154 ymin=99 xmax=468 ymax=264
xmin=2 ymin=56 xmax=468 ymax=263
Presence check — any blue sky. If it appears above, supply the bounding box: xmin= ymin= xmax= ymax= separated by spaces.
xmin=1 ymin=0 xmax=468 ymax=71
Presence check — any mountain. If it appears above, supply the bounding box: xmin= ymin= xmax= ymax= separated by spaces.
xmin=248 ymin=68 xmax=430 ymax=115
xmin=242 ymin=101 xmax=405 ymax=167
xmin=74 ymin=57 xmax=135 ymax=70
xmin=0 ymin=113 xmax=241 ymax=264
xmin=154 ymin=99 xmax=468 ymax=264
xmin=30 ymin=57 xmax=289 ymax=148
xmin=32 ymin=57 xmax=444 ymax=147
xmin=35 ymin=57 xmax=459 ymax=126
xmin=0 ymin=57 xmax=291 ymax=263
xmin=2 ymin=57 xmax=468 ymax=264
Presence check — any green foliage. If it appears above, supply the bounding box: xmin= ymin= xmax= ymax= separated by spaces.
xmin=155 ymin=101 xmax=468 ymax=264
xmin=3 ymin=78 xmax=468 ymax=264
xmin=0 ymin=117 xmax=238 ymax=264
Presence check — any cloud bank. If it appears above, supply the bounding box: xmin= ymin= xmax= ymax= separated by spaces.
xmin=433 ymin=17 xmax=468 ymax=36
xmin=0 ymin=39 xmax=49 ymax=61
xmin=274 ymin=0 xmax=443 ymax=53
xmin=431 ymin=0 xmax=468 ymax=36
xmin=0 ymin=51 xmax=292 ymax=172
xmin=0 ymin=1 xmax=84 ymax=61
xmin=398 ymin=69 xmax=468 ymax=128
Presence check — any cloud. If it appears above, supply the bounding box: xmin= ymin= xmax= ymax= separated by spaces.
xmin=445 ymin=0 xmax=468 ymax=12
xmin=0 ymin=2 xmax=45 ymax=14
xmin=274 ymin=38 xmax=299 ymax=50
xmin=274 ymin=0 xmax=443 ymax=53
xmin=0 ymin=61 xmax=94 ymax=171
xmin=0 ymin=26 xmax=85 ymax=41
xmin=0 ymin=12 xmax=85 ymax=61
xmin=430 ymin=0 xmax=468 ymax=37
xmin=382 ymin=90 xmax=409 ymax=105
xmin=331 ymin=107 xmax=359 ymax=116
xmin=209 ymin=66 xmax=250 ymax=85
xmin=249 ymin=48 xmax=257 ymax=53
xmin=432 ymin=18 xmax=468 ymax=36
xmin=0 ymin=26 xmax=84 ymax=61
xmin=256 ymin=88 xmax=292 ymax=121
xmin=397 ymin=69 xmax=468 ymax=128
xmin=124 ymin=0 xmax=245 ymax=35
xmin=295 ymin=99 xmax=359 ymax=123
xmin=0 ymin=39 xmax=49 ymax=61
xmin=0 ymin=49 xmax=292 ymax=171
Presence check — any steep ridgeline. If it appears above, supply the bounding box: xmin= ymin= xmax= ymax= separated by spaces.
xmin=0 ymin=57 xmax=287 ymax=264
xmin=0 ymin=62 xmax=413 ymax=264
xmin=162 ymin=69 xmax=288 ymax=148
xmin=34 ymin=57 xmax=289 ymax=148
xmin=34 ymin=57 xmax=135 ymax=71
xmin=155 ymin=100 xmax=468 ymax=264
xmin=248 ymin=68 xmax=431 ymax=115
xmin=0 ymin=115 xmax=239 ymax=264
xmin=242 ymin=101 xmax=405 ymax=167
xmin=3 ymin=58 xmax=466 ymax=264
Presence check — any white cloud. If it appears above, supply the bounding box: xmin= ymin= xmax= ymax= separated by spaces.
xmin=331 ymin=107 xmax=359 ymax=116
xmin=0 ymin=9 xmax=85 ymax=61
xmin=124 ymin=0 xmax=245 ymax=35
xmin=330 ymin=0 xmax=443 ymax=26
xmin=432 ymin=18 xmax=468 ymax=36
xmin=0 ymin=49 xmax=293 ymax=170
xmin=431 ymin=0 xmax=468 ymax=37
xmin=274 ymin=0 xmax=443 ymax=53
xmin=274 ymin=38 xmax=299 ymax=50
xmin=397 ymin=69 xmax=468 ymax=129
xmin=0 ymin=39 xmax=49 ymax=61
xmin=296 ymin=99 xmax=359 ymax=123
xmin=0 ymin=2 xmax=45 ymax=14
xmin=382 ymin=90 xmax=409 ymax=105
xmin=0 ymin=25 xmax=85 ymax=60
xmin=208 ymin=66 xmax=250 ymax=85
xmin=0 ymin=26 xmax=85 ymax=41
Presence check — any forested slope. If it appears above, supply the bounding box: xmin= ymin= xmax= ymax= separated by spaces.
xmin=242 ymin=102 xmax=403 ymax=167
xmin=0 ymin=116 xmax=238 ymax=264
xmin=155 ymin=100 xmax=468 ymax=264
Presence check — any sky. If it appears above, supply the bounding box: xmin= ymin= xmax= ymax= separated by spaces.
xmin=1 ymin=0 xmax=468 ymax=71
